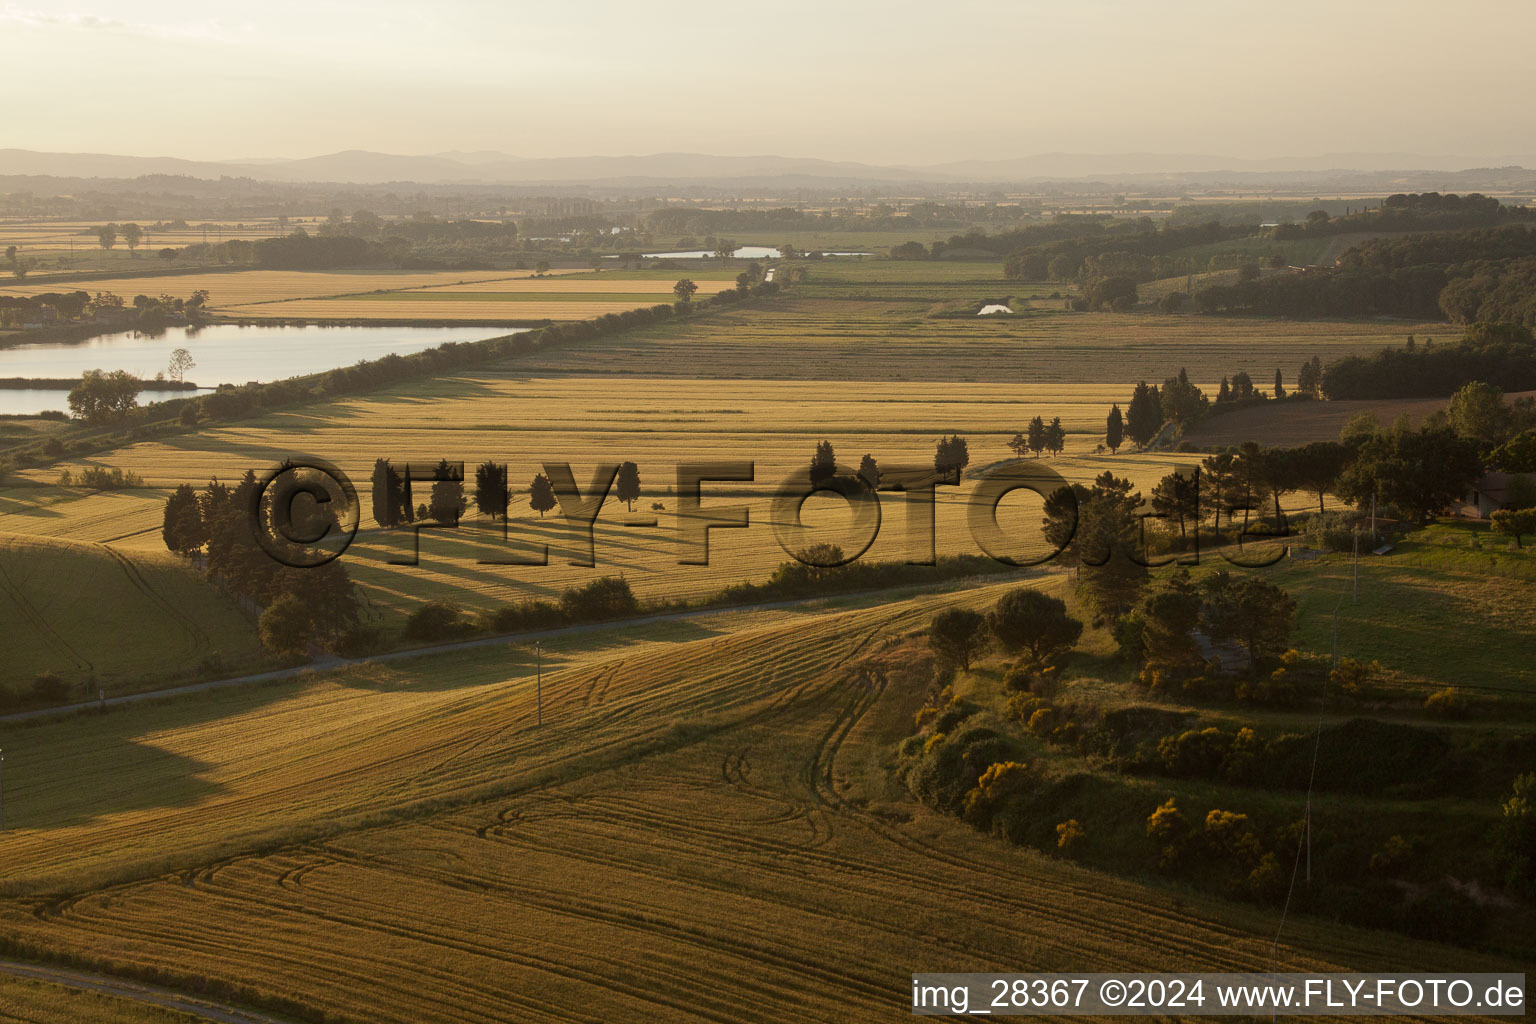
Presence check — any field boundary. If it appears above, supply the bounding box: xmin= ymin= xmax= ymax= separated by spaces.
xmin=0 ymin=959 xmax=298 ymax=1023
xmin=0 ymin=569 xmax=1041 ymax=725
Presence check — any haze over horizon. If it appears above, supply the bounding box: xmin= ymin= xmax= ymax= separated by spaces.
xmin=3 ymin=0 xmax=1533 ymax=168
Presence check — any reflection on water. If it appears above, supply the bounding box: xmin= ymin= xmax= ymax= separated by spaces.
xmin=0 ymin=323 xmax=521 ymax=416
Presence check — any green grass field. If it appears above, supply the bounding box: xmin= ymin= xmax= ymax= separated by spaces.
xmin=0 ymin=534 xmax=266 ymax=692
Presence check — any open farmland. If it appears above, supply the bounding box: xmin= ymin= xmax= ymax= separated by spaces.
xmin=0 ymin=218 xmax=294 ymax=278
xmin=215 ymin=274 xmax=736 ymax=322
xmin=0 ymin=269 xmax=550 ymax=309
xmin=0 ymin=971 xmax=209 ymax=1023
xmin=1 ymin=292 xmax=1450 ymax=658
xmin=0 ymin=583 xmax=1519 ymax=1024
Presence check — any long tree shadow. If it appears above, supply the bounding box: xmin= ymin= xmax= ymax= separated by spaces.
xmin=1 ymin=732 xmax=225 ymax=829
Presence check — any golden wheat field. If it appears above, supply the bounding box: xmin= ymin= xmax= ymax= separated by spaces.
xmin=0 ymin=269 xmax=558 ymax=309
xmin=4 ymin=372 xmax=1288 ymax=637
xmin=0 ymin=583 xmax=1515 ymax=1023
xmin=0 ymin=296 xmax=1404 ymax=645
xmin=0 ymin=971 xmax=209 ymax=1023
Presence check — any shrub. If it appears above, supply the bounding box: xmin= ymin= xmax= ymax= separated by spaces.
xmin=484 ymin=600 xmax=565 ymax=634
xmin=961 ymin=760 xmax=1031 ymax=828
xmin=1147 ymin=797 xmax=1191 ymax=868
xmin=1055 ymin=818 xmax=1086 ymax=855
xmin=559 ymin=576 xmax=637 ymax=622
xmin=31 ymin=671 xmax=70 ymax=705
xmin=1401 ymin=881 xmax=1487 ymax=946
xmin=258 ymin=593 xmax=316 ymax=659
xmin=906 ymin=723 xmax=1015 ymax=813
xmin=1424 ymin=686 xmax=1470 ymax=719
xmin=404 ymin=600 xmax=472 ymax=643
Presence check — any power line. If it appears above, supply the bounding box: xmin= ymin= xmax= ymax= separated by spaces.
xmin=1270 ymin=582 xmax=1346 ymax=1001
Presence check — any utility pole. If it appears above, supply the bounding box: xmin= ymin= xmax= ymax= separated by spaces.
xmin=1352 ymin=527 xmax=1360 ymax=604
xmin=535 ymin=642 xmax=542 ymax=727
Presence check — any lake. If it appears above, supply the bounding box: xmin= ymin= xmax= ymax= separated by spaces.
xmin=0 ymin=323 xmax=520 ymax=416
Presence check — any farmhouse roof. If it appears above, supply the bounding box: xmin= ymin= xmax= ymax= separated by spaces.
xmin=1471 ymin=471 xmax=1534 ymax=504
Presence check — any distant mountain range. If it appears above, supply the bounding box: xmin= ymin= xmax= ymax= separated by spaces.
xmin=2 ymin=148 xmax=1534 ymax=187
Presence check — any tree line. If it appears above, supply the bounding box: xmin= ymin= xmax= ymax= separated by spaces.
xmin=161 ymin=471 xmax=363 ymax=659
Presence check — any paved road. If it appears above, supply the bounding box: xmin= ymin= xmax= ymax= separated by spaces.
xmin=0 ymin=959 xmax=295 ymax=1023
xmin=0 ymin=572 xmax=1038 ymax=726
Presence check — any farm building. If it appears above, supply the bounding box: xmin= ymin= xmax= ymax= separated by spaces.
xmin=977 ymin=304 xmax=1012 ymax=315
xmin=1457 ymin=471 xmax=1536 ymax=519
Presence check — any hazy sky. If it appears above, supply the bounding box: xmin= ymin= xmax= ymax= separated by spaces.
xmin=3 ymin=0 xmax=1534 ymax=164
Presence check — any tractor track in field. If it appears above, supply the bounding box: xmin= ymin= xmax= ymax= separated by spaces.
xmin=0 ymin=570 xmax=1036 ymax=724
xmin=0 ymin=541 xmax=93 ymax=673
xmin=103 ymin=545 xmax=211 ymax=648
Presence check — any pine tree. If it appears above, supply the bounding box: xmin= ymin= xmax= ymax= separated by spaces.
xmin=1274 ymin=368 xmax=1285 ymax=399
xmin=616 ymin=461 xmax=641 ymax=510
xmin=161 ymin=483 xmax=206 ymax=556
xmin=1217 ymin=376 xmax=1232 ymax=403
xmin=1045 ymin=416 xmax=1067 ymax=456
xmin=371 ymin=459 xmax=394 ymax=528
xmin=1027 ymin=415 xmax=1047 ymax=457
xmin=474 ymin=460 xmax=509 ymax=519
xmin=529 ymin=473 xmax=557 ymax=518
xmin=1105 ymin=404 xmax=1124 ymax=454
xmin=1126 ymin=381 xmax=1164 ymax=447
xmin=857 ymin=454 xmax=879 ymax=489
xmin=935 ymin=434 xmax=969 ymax=476
xmin=1008 ymin=432 xmax=1028 ymax=459
xmin=810 ymin=440 xmax=836 ymax=483
xmin=427 ymin=459 xmax=465 ymax=524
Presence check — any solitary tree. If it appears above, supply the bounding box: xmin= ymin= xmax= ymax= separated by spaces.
xmin=858 ymin=454 xmax=880 ymax=489
xmin=1273 ymin=368 xmax=1285 ymax=399
xmin=986 ymin=587 xmax=1083 ymax=661
xmin=167 ymin=347 xmax=194 ymax=384
xmin=929 ymin=608 xmax=988 ymax=671
xmin=529 ymin=472 xmax=557 ymax=517
xmin=473 ymin=460 xmax=509 ymax=519
xmin=534 ymin=259 xmax=550 ymax=276
xmin=427 ymin=459 xmax=465 ymax=524
xmin=1492 ymin=508 xmax=1536 ymax=548
xmin=121 ymin=223 xmax=143 ymax=255
xmin=673 ymin=278 xmax=698 ymax=302
xmin=616 ymin=460 xmax=641 ymax=510
xmin=96 ymin=224 xmax=117 ymax=250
